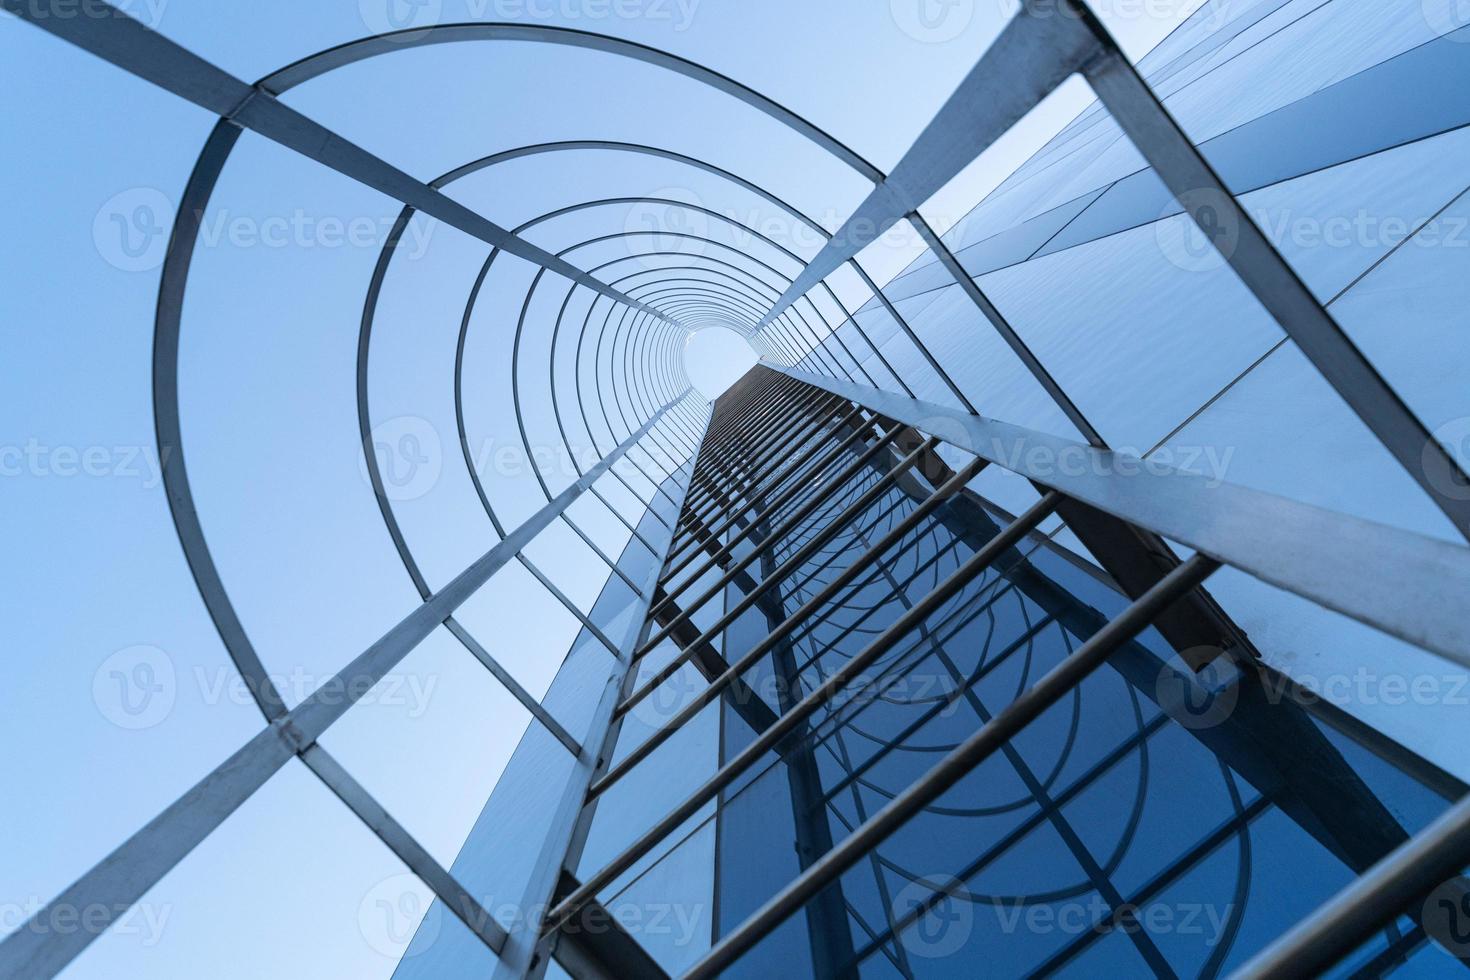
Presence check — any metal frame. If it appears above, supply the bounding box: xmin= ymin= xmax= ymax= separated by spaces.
xmin=748 ymin=0 xmax=1470 ymax=540
xmin=774 ymin=366 xmax=1470 ymax=669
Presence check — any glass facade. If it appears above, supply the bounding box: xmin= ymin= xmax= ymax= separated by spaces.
xmin=515 ymin=368 xmax=1465 ymax=978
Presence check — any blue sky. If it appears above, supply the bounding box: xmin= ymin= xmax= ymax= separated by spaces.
xmin=684 ymin=327 xmax=757 ymax=397
xmin=0 ymin=1 xmax=1210 ymax=975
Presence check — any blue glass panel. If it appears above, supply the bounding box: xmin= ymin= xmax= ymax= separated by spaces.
xmin=978 ymin=218 xmax=1284 ymax=450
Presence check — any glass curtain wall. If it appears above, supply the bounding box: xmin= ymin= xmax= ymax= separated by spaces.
xmin=547 ymin=365 xmax=1463 ymax=978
